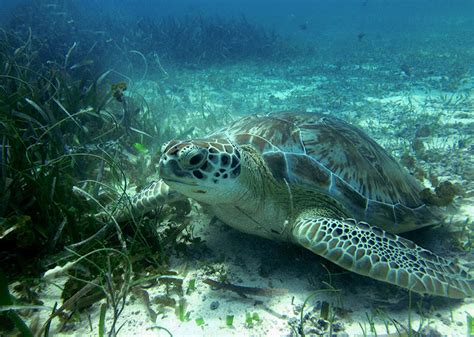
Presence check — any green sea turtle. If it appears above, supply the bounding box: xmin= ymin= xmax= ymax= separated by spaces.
xmin=110 ymin=112 xmax=473 ymax=298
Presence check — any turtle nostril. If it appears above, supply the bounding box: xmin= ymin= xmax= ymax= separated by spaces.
xmin=189 ymin=153 xmax=204 ymax=166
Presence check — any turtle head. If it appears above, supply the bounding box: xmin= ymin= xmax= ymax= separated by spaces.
xmin=159 ymin=138 xmax=245 ymax=203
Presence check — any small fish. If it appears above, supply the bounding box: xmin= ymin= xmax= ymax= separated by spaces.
xmin=69 ymin=59 xmax=94 ymax=70
xmin=203 ymin=278 xmax=287 ymax=298
xmin=357 ymin=32 xmax=366 ymax=42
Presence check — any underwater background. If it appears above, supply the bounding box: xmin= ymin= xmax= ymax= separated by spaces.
xmin=0 ymin=0 xmax=473 ymax=336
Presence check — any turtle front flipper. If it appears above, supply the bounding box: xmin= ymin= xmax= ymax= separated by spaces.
xmin=100 ymin=179 xmax=186 ymax=222
xmin=292 ymin=213 xmax=473 ymax=298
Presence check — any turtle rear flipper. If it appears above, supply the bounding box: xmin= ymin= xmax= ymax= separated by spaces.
xmin=292 ymin=213 xmax=473 ymax=298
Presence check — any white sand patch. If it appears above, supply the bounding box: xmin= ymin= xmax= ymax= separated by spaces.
xmin=26 ymin=206 xmax=473 ymax=336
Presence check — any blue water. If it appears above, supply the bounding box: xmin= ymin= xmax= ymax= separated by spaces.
xmin=3 ymin=0 xmax=473 ymax=45
xmin=2 ymin=0 xmax=471 ymax=85
xmin=1 ymin=1 xmax=473 ymax=336
xmin=18 ymin=2 xmax=474 ymax=32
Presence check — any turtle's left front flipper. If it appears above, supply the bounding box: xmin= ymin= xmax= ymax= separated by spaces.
xmin=292 ymin=213 xmax=473 ymax=298
xmin=95 ymin=179 xmax=186 ymax=222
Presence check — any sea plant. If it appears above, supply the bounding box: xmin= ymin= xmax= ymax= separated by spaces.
xmin=6 ymin=2 xmax=300 ymax=73
xmin=0 ymin=270 xmax=34 ymax=337
xmin=0 ymin=11 xmax=201 ymax=335
xmin=226 ymin=314 xmax=234 ymax=327
xmin=195 ymin=317 xmax=205 ymax=327
xmin=175 ymin=297 xmax=190 ymax=322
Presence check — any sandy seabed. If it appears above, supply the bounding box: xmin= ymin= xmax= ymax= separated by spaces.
xmin=22 ymin=57 xmax=474 ymax=336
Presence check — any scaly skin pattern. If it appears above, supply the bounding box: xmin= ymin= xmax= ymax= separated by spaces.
xmin=293 ymin=213 xmax=473 ymax=298
xmin=102 ymin=179 xmax=185 ymax=222
xmin=109 ymin=112 xmax=473 ymax=298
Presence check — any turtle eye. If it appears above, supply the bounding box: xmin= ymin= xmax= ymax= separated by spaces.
xmin=189 ymin=153 xmax=204 ymax=166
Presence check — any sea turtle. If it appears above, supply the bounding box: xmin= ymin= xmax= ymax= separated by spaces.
xmin=110 ymin=112 xmax=473 ymax=298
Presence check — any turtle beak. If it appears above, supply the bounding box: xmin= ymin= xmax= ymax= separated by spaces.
xmin=159 ymin=159 xmax=198 ymax=186
xmin=159 ymin=145 xmax=199 ymax=185
xmin=159 ymin=158 xmax=185 ymax=179
xmin=159 ymin=140 xmax=187 ymax=179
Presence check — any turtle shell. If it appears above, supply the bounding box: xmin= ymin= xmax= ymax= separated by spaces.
xmin=210 ymin=112 xmax=441 ymax=233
